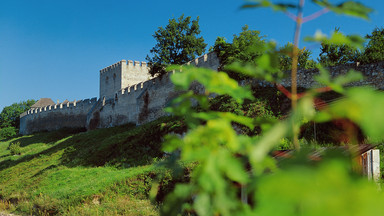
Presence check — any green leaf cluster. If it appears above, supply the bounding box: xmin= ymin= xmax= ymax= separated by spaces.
xmin=242 ymin=0 xmax=297 ymax=12
xmin=313 ymin=0 xmax=373 ymax=20
xmin=161 ymin=59 xmax=384 ymax=216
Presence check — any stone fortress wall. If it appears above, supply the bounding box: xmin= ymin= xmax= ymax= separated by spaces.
xmin=280 ymin=61 xmax=384 ymax=89
xmin=19 ymin=51 xmax=384 ymax=135
xmin=19 ymin=98 xmax=97 ymax=134
xmin=87 ymin=51 xmax=220 ymax=129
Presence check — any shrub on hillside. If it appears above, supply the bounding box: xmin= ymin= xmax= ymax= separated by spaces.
xmin=8 ymin=142 xmax=21 ymax=155
xmin=0 ymin=126 xmax=17 ymax=140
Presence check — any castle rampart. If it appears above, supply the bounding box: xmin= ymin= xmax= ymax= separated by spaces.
xmin=20 ymin=98 xmax=97 ymax=134
xmin=86 ymin=52 xmax=221 ymax=130
xmin=20 ymin=51 xmax=384 ymax=135
xmin=186 ymin=52 xmax=220 ymax=71
xmin=249 ymin=61 xmax=384 ymax=89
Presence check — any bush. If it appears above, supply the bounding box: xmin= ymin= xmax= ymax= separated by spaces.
xmin=9 ymin=142 xmax=21 ymax=155
xmin=0 ymin=127 xmax=17 ymax=140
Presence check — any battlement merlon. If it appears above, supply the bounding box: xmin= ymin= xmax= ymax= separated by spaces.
xmin=186 ymin=51 xmax=220 ymax=71
xmin=100 ymin=61 xmax=123 ymax=74
xmin=99 ymin=58 xmax=151 ymax=100
xmin=100 ymin=59 xmax=150 ymax=74
xmin=21 ymin=97 xmax=98 ymax=118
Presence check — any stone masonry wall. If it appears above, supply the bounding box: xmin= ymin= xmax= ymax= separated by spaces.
xmin=280 ymin=62 xmax=384 ymax=89
xmin=87 ymin=52 xmax=220 ymax=129
xmin=99 ymin=60 xmax=151 ymax=100
xmin=20 ymin=98 xmax=97 ymax=135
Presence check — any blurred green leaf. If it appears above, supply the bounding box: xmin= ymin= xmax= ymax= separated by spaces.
xmin=219 ymin=150 xmax=249 ymax=183
xmin=168 ymin=65 xmax=254 ymax=103
xmin=255 ymin=160 xmax=384 ymax=216
xmin=250 ymin=122 xmax=288 ymax=165
xmin=312 ymin=0 xmax=373 ymax=20
xmin=318 ymin=87 xmax=384 ymax=142
xmin=315 ymin=66 xmax=363 ymax=93
xmin=333 ymin=70 xmax=363 ymax=86
xmin=194 ymin=193 xmax=211 ymax=215
xmin=193 ymin=112 xmax=255 ymax=130
xmin=161 ymin=183 xmax=194 ymax=215
xmin=305 ymin=31 xmax=365 ymax=49
xmin=315 ymin=65 xmax=363 ymax=93
xmin=242 ymin=0 xmax=297 ymax=11
xmin=225 ymin=62 xmax=275 ymax=82
xmin=162 ymin=134 xmax=183 ymax=152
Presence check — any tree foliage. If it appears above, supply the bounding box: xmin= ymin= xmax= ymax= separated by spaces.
xmin=213 ymin=26 xmax=316 ymax=80
xmin=0 ymin=127 xmax=17 ymax=140
xmin=360 ymin=27 xmax=384 ymax=64
xmin=318 ymin=29 xmax=360 ymax=66
xmin=279 ymin=43 xmax=316 ymax=71
xmin=146 ymin=15 xmax=207 ymax=77
xmin=212 ymin=25 xmax=266 ymax=80
xmin=0 ymin=99 xmax=36 ymax=129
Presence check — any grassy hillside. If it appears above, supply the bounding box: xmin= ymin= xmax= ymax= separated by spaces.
xmin=0 ymin=117 xmax=186 ymax=216
xmin=0 ymin=87 xmax=373 ymax=215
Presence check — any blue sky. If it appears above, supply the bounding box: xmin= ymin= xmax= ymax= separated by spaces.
xmin=0 ymin=0 xmax=383 ymax=111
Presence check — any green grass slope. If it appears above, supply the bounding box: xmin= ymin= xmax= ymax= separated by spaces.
xmin=0 ymin=117 xmax=186 ymax=216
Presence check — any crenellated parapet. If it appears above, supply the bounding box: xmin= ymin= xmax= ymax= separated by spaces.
xmin=19 ymin=97 xmax=98 ymax=135
xmin=124 ymin=60 xmax=147 ymax=68
xmin=113 ymin=71 xmax=174 ymax=99
xmin=23 ymin=98 xmax=97 ymax=117
xmin=186 ymin=52 xmax=220 ymax=71
xmin=100 ymin=61 xmax=122 ymax=74
xmin=99 ymin=58 xmax=151 ymax=100
xmin=99 ymin=60 xmax=148 ymax=74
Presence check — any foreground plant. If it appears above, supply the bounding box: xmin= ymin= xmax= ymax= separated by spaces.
xmin=154 ymin=0 xmax=384 ymax=215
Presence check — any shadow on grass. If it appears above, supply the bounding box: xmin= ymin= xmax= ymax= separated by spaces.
xmin=0 ymin=136 xmax=76 ymax=171
xmin=0 ymin=128 xmax=86 ymax=171
xmin=32 ymin=164 xmax=58 ymax=177
xmin=0 ymin=154 xmax=9 ymax=159
xmin=0 ymin=117 xmax=185 ymax=174
xmin=0 ymin=134 xmax=22 ymax=143
xmin=58 ymin=123 xmax=158 ymax=168
xmin=0 ymin=124 xmax=142 ymax=171
xmin=59 ymin=117 xmax=185 ymax=168
xmin=11 ymin=128 xmax=86 ymax=147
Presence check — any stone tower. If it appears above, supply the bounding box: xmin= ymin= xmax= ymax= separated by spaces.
xmin=99 ymin=60 xmax=151 ymax=99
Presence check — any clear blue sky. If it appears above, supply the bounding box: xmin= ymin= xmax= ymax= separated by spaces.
xmin=0 ymin=0 xmax=382 ymax=111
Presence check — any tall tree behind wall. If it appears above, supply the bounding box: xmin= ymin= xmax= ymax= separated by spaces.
xmin=146 ymin=14 xmax=207 ymax=77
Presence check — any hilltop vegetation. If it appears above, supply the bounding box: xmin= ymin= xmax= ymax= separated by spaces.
xmin=0 ymin=100 xmax=36 ymax=140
